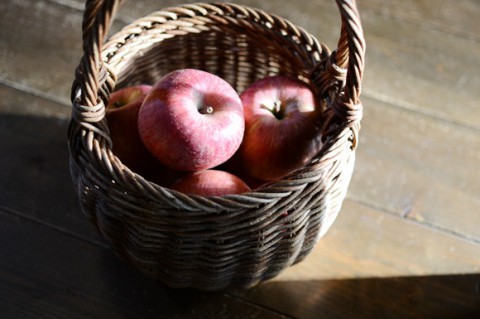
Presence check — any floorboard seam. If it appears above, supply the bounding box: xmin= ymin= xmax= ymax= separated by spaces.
xmin=0 ymin=205 xmax=109 ymax=249
xmin=0 ymin=78 xmax=70 ymax=109
xmin=358 ymin=3 xmax=480 ymax=43
xmin=345 ymin=196 xmax=480 ymax=245
xmin=0 ymin=205 xmax=297 ymax=318
xmin=225 ymin=293 xmax=297 ymax=319
xmin=362 ymin=90 xmax=480 ymax=132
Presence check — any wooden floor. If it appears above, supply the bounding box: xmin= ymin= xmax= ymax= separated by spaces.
xmin=1 ymin=0 xmax=479 ymax=318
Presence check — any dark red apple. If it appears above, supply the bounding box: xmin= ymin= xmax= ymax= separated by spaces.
xmin=106 ymin=85 xmax=152 ymax=111
xmin=170 ymin=169 xmax=251 ymax=196
xmin=106 ymin=84 xmax=179 ymax=185
xmin=216 ymin=153 xmax=267 ymax=190
xmin=137 ymin=69 xmax=244 ymax=172
xmin=238 ymin=75 xmax=323 ymax=181
xmin=106 ymin=85 xmax=153 ymax=174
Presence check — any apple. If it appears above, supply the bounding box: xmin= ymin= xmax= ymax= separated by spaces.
xmin=216 ymin=153 xmax=267 ymax=190
xmin=238 ymin=75 xmax=323 ymax=181
xmin=145 ymin=165 xmax=187 ymax=188
xmin=105 ymin=84 xmax=177 ymax=183
xmin=171 ymin=169 xmax=251 ymax=196
xmin=106 ymin=84 xmax=152 ymax=111
xmin=138 ymin=69 xmax=245 ymax=172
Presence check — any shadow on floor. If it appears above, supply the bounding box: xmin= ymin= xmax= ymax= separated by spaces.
xmin=234 ymin=274 xmax=480 ymax=319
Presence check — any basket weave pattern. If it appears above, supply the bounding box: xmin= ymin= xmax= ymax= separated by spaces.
xmin=68 ymin=0 xmax=365 ymax=290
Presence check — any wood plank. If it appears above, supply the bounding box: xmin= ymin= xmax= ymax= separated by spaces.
xmin=3 ymin=0 xmax=480 ymax=128
xmin=232 ymin=200 xmax=480 ymax=318
xmin=81 ymin=0 xmax=480 ymax=129
xmin=235 ymin=274 xmax=480 ymax=319
xmin=0 ymin=0 xmax=83 ymax=105
xmin=0 ymin=84 xmax=100 ymax=240
xmin=2 ymin=0 xmax=480 ymax=318
xmin=67 ymin=0 xmax=480 ymax=42
xmin=359 ymin=0 xmax=480 ymax=41
xmin=350 ymin=95 xmax=480 ymax=240
xmin=357 ymin=8 xmax=480 ymax=130
xmin=0 ymin=209 xmax=291 ymax=319
xmin=283 ymin=200 xmax=480 ymax=279
xmin=0 ymin=0 xmax=129 ymax=106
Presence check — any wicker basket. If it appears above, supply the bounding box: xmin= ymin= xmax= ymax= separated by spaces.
xmin=68 ymin=0 xmax=365 ymax=290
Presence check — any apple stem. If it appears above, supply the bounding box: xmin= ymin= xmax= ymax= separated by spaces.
xmin=274 ymin=100 xmax=282 ymax=114
xmin=199 ymin=105 xmax=214 ymax=114
xmin=261 ymin=100 xmax=284 ymax=119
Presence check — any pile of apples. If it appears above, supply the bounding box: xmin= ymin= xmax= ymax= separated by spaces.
xmin=106 ymin=69 xmax=323 ymax=197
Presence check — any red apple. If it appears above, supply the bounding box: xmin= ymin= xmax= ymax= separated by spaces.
xmin=171 ymin=169 xmax=251 ymax=196
xmin=146 ymin=165 xmax=187 ymax=188
xmin=238 ymin=75 xmax=323 ymax=181
xmin=216 ymin=153 xmax=267 ymax=190
xmin=106 ymin=85 xmax=186 ymax=186
xmin=106 ymin=84 xmax=175 ymax=182
xmin=138 ymin=69 xmax=245 ymax=172
xmin=106 ymin=85 xmax=152 ymax=111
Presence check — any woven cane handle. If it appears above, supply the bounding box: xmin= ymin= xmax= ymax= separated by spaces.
xmin=78 ymin=0 xmax=123 ymax=107
xmin=335 ymin=0 xmax=365 ymax=103
xmin=77 ymin=0 xmax=365 ymax=113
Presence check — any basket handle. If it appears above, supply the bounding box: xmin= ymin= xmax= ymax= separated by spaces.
xmin=76 ymin=0 xmax=123 ymax=107
xmin=330 ymin=0 xmax=365 ymax=125
xmin=75 ymin=0 xmax=365 ymax=122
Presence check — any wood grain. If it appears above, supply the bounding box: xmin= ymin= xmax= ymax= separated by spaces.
xmin=1 ymin=0 xmax=480 ymax=317
xmin=3 ymin=0 xmax=479 ymax=128
xmin=269 ymin=200 xmax=480 ymax=281
xmin=232 ymin=200 xmax=480 ymax=318
xmin=88 ymin=0 xmax=480 ymax=128
xmin=65 ymin=0 xmax=480 ymax=42
xmin=235 ymin=274 xmax=480 ymax=319
xmin=0 ymin=84 xmax=99 ymax=240
xmin=350 ymin=96 xmax=480 ymax=240
xmin=359 ymin=0 xmax=480 ymax=41
xmin=0 ymin=209 xmax=291 ymax=319
xmin=358 ymin=8 xmax=480 ymax=130
xmin=0 ymin=0 xmax=83 ymax=104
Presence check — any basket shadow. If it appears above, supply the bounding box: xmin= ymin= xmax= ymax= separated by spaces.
xmin=0 ymin=111 xmax=103 ymax=237
xmin=96 ymin=246 xmax=262 ymax=319
xmin=234 ymin=273 xmax=480 ymax=319
xmin=95 ymin=240 xmax=480 ymax=319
